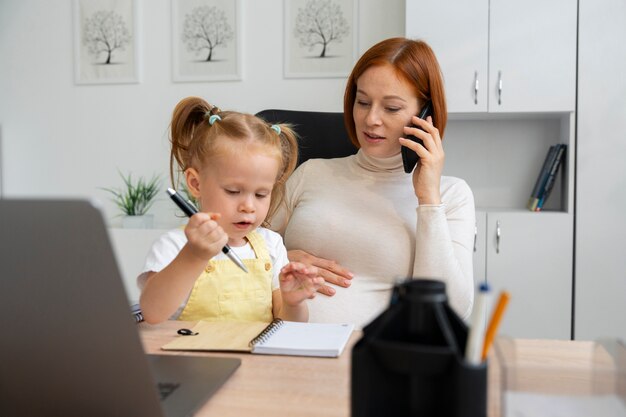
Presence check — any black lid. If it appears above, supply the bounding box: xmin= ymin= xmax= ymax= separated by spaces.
xmin=396 ymin=279 xmax=448 ymax=303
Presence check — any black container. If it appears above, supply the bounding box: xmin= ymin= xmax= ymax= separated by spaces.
xmin=351 ymin=279 xmax=487 ymax=417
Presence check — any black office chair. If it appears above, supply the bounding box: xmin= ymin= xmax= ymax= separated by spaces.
xmin=255 ymin=109 xmax=357 ymax=166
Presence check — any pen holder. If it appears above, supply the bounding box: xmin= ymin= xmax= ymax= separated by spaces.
xmin=352 ymin=279 xmax=487 ymax=417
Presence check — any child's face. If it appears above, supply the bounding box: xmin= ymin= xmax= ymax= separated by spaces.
xmin=192 ymin=147 xmax=280 ymax=247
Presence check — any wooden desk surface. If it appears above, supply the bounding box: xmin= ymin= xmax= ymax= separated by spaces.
xmin=139 ymin=321 xmax=608 ymax=417
xmin=140 ymin=321 xmax=355 ymax=417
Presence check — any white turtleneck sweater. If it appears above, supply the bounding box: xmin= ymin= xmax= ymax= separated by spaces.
xmin=270 ymin=149 xmax=475 ymax=329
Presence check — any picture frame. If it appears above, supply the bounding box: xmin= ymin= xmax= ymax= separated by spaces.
xmin=171 ymin=0 xmax=242 ymax=82
xmin=284 ymin=0 xmax=358 ymax=79
xmin=73 ymin=0 xmax=140 ymax=85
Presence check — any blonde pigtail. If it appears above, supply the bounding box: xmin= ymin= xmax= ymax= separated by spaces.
xmin=169 ymin=97 xmax=216 ymax=189
xmin=264 ymin=123 xmax=299 ymax=226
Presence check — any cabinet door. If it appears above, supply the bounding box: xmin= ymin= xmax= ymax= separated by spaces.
xmin=489 ymin=0 xmax=577 ymax=112
xmin=485 ymin=212 xmax=572 ymax=339
xmin=473 ymin=210 xmax=487 ymax=286
xmin=405 ymin=0 xmax=489 ymax=112
xmin=576 ymin=0 xmax=626 ymax=341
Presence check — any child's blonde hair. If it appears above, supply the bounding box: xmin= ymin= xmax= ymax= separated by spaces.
xmin=169 ymin=96 xmax=299 ymax=225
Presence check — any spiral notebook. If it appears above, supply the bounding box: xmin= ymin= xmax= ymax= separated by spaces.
xmin=162 ymin=319 xmax=355 ymax=358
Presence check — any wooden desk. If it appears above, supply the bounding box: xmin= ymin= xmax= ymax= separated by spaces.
xmin=139 ymin=321 xmax=615 ymax=417
xmin=140 ymin=321 xmax=355 ymax=417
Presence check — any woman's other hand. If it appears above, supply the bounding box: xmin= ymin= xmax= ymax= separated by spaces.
xmin=400 ymin=115 xmax=444 ymax=205
xmin=287 ymin=249 xmax=354 ymax=296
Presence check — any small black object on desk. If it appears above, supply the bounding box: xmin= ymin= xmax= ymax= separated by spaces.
xmin=352 ymin=279 xmax=487 ymax=417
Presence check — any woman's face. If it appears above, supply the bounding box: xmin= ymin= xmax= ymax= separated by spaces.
xmin=353 ymin=64 xmax=421 ymax=159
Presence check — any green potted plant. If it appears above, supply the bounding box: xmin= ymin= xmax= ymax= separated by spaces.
xmin=102 ymin=171 xmax=161 ymax=228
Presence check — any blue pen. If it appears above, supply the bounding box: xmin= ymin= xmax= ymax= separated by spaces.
xmin=465 ymin=282 xmax=490 ymax=365
xmin=166 ymin=188 xmax=248 ymax=273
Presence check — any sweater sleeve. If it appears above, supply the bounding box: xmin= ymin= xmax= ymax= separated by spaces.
xmin=412 ymin=179 xmax=476 ymax=320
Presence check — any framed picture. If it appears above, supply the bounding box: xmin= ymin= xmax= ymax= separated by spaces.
xmin=73 ymin=0 xmax=140 ymax=84
xmin=284 ymin=0 xmax=358 ymax=79
xmin=172 ymin=0 xmax=242 ymax=82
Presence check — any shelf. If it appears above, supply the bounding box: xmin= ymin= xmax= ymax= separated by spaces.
xmin=443 ymin=113 xmax=574 ymax=213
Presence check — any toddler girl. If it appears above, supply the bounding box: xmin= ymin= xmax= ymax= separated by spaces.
xmin=139 ymin=97 xmax=323 ymax=324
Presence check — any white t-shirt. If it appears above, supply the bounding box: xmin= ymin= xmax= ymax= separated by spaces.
xmin=138 ymin=227 xmax=288 ymax=319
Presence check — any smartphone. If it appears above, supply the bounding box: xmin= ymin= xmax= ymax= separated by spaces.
xmin=401 ymin=101 xmax=433 ymax=173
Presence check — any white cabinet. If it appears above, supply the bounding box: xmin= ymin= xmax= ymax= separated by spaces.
xmin=444 ymin=113 xmax=576 ymax=339
xmin=474 ymin=211 xmax=573 ymax=339
xmin=107 ymin=228 xmax=168 ymax=304
xmin=406 ymin=0 xmax=577 ymax=113
xmin=406 ymin=1 xmax=578 ymax=338
xmin=406 ymin=0 xmax=489 ymax=112
xmin=575 ymin=0 xmax=626 ymax=341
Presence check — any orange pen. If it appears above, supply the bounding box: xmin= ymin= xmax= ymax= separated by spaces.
xmin=481 ymin=291 xmax=511 ymax=360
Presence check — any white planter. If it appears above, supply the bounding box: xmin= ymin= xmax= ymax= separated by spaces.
xmin=122 ymin=214 xmax=154 ymax=229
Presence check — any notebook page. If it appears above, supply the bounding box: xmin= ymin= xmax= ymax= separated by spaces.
xmin=252 ymin=321 xmax=355 ymax=357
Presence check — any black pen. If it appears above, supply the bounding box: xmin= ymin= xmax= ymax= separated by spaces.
xmin=166 ymin=188 xmax=248 ymax=273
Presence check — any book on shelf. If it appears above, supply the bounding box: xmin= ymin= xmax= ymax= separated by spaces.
xmin=161 ymin=319 xmax=355 ymax=358
xmin=527 ymin=144 xmax=565 ymax=211
xmin=536 ymin=144 xmax=566 ymax=211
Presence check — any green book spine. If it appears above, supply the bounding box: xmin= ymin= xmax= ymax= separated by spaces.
xmin=528 ymin=145 xmax=558 ymax=211
xmin=536 ymin=144 xmax=566 ymax=211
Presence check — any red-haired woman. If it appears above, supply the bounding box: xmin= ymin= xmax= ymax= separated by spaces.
xmin=271 ymin=38 xmax=475 ymax=329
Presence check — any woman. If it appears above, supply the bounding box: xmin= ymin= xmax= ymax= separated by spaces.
xmin=270 ymin=38 xmax=475 ymax=328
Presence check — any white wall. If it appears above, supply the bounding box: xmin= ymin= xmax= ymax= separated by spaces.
xmin=0 ymin=0 xmax=404 ymax=226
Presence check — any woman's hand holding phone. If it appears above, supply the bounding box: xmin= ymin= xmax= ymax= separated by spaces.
xmin=399 ymin=114 xmax=445 ymax=205
xmin=401 ymin=102 xmax=432 ymax=174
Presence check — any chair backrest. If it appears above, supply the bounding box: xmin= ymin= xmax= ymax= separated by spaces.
xmin=256 ymin=109 xmax=357 ymax=166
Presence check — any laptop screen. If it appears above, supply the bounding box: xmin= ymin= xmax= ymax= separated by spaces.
xmin=0 ymin=199 xmax=239 ymax=417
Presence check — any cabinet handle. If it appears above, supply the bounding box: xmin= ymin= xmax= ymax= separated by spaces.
xmin=474 ymin=71 xmax=479 ymax=105
xmin=473 ymin=225 xmax=478 ymax=252
xmin=496 ymin=220 xmax=501 ymax=254
xmin=497 ymin=71 xmax=503 ymax=105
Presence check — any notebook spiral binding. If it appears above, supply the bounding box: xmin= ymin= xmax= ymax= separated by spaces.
xmin=249 ymin=318 xmax=284 ymax=347
xmin=131 ymin=304 xmax=144 ymax=323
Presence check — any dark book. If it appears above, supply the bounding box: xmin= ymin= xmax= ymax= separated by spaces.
xmin=527 ymin=145 xmax=559 ymax=211
xmin=536 ymin=144 xmax=566 ymax=211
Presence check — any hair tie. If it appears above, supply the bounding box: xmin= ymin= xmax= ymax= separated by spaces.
xmin=208 ymin=114 xmax=222 ymax=125
xmin=271 ymin=124 xmax=281 ymax=135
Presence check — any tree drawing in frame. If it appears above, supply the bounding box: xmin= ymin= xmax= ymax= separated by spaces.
xmin=183 ymin=6 xmax=234 ymax=62
xmin=83 ymin=10 xmax=131 ymax=64
xmin=74 ymin=0 xmax=139 ymax=84
xmin=172 ymin=0 xmax=241 ymax=82
xmin=294 ymin=0 xmax=350 ymax=58
xmin=285 ymin=0 xmax=357 ymax=78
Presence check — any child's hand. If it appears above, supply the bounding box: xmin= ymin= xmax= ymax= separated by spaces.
xmin=184 ymin=212 xmax=228 ymax=260
xmin=279 ymin=262 xmax=325 ymax=306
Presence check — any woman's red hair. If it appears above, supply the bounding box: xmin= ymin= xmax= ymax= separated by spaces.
xmin=343 ymin=38 xmax=447 ymax=148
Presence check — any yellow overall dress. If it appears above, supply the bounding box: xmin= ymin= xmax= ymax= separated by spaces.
xmin=178 ymin=231 xmax=274 ymax=322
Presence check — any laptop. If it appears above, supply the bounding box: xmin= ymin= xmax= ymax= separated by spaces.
xmin=0 ymin=199 xmax=241 ymax=417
